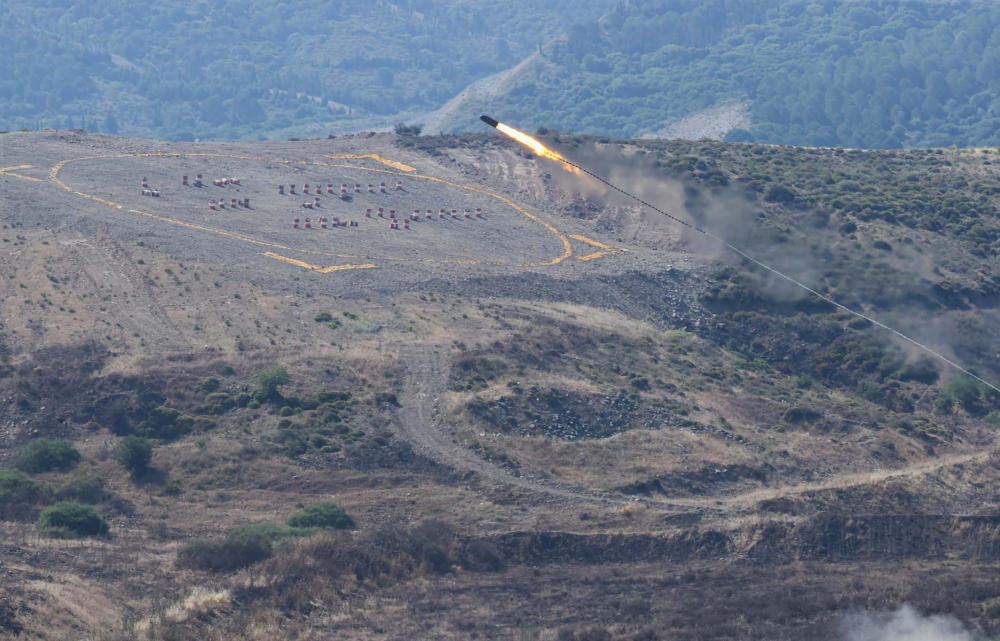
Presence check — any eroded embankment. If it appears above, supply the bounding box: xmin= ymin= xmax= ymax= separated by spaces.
xmin=484 ymin=515 xmax=1000 ymax=566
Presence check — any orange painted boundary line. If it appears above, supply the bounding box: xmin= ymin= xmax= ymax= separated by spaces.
xmin=50 ymin=151 xmax=580 ymax=269
xmin=324 ymin=154 xmax=416 ymax=172
xmin=263 ymin=252 xmax=375 ymax=273
xmin=1 ymin=164 xmax=43 ymax=182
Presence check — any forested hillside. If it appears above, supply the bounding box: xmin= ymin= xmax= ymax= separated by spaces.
xmin=447 ymin=0 xmax=1000 ymax=149
xmin=7 ymin=0 xmax=1000 ymax=148
xmin=0 ymin=0 xmax=610 ymax=140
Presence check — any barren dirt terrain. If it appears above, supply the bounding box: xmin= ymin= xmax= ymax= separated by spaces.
xmin=2 ymin=130 xmax=1000 ymax=640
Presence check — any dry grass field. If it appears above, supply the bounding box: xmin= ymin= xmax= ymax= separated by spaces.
xmin=1 ymin=130 xmax=999 ymax=640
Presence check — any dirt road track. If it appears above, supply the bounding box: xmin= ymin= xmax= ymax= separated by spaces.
xmin=396 ymin=346 xmax=636 ymax=506
xmin=396 ymin=347 xmax=991 ymax=512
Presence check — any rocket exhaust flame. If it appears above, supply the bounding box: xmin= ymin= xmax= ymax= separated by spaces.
xmin=482 ymin=115 xmax=583 ymax=176
xmin=479 ymin=115 xmax=1000 ymax=394
xmin=495 ymin=123 xmax=566 ymax=163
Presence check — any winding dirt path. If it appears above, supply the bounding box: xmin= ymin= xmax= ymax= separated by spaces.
xmin=395 ymin=347 xmax=991 ymax=511
xmin=396 ymin=346 xmax=635 ymax=506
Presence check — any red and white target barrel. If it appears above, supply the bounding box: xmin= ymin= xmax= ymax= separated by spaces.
xmin=451 ymin=209 xmax=458 ymax=219
xmin=222 ymin=178 xmax=230 ymax=186
xmin=231 ymin=178 xmax=240 ymax=185
xmin=413 ymin=210 xmax=420 ymax=220
xmin=327 ymin=183 xmax=333 ymax=195
xmin=368 ymin=184 xmax=375 ymax=193
xmin=304 ymin=218 xmax=312 ymax=229
xmin=209 ymin=199 xmax=217 ymax=210
xmin=465 ymin=209 xmax=471 ymax=219
xmin=476 ymin=207 xmax=483 ymax=218
xmin=378 ymin=207 xmax=384 ymax=217
xmin=290 ymin=184 xmax=296 ymax=194
xmin=389 ymin=209 xmax=396 ymax=219
xmin=314 ymin=197 xmax=321 ymax=207
xmin=426 ymin=209 xmax=433 ymax=219
xmin=396 ymin=180 xmax=403 ymax=190
xmin=404 ymin=219 xmax=410 ymax=229
xmin=320 ymin=217 xmax=328 ymax=229
xmin=304 ymin=184 xmax=310 ymax=194
xmin=231 ymin=198 xmax=237 ymax=207
xmin=390 ymin=221 xmax=399 ymax=230
xmin=293 ymin=218 xmax=300 ymax=229
xmin=439 ymin=209 xmax=446 ymax=218
xmin=380 ymin=182 xmax=387 ymax=193
xmin=355 ymin=183 xmax=361 ymax=193
xmin=366 ymin=208 xmax=372 ymax=218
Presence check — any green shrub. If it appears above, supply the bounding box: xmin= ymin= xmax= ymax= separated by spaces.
xmin=279 ymin=406 xmax=294 ymax=417
xmin=162 ymin=479 xmax=183 ymax=496
xmin=764 ymin=184 xmax=796 ymax=203
xmin=37 ymin=502 xmax=109 ymax=537
xmin=218 ymin=365 xmax=236 ymax=377
xmin=235 ymin=392 xmax=252 ymax=407
xmin=176 ymin=524 xmax=309 ymax=572
xmin=314 ymin=312 xmax=333 ymax=323
xmin=783 ymin=406 xmax=821 ymax=424
xmin=14 ymin=439 xmax=81 ymax=474
xmin=198 ymin=377 xmax=221 ymax=393
xmin=287 ymin=502 xmax=353 ymax=529
xmin=935 ymin=394 xmax=955 ymax=414
xmin=56 ymin=476 xmax=104 ymax=504
xmin=0 ymin=469 xmax=54 ymax=519
xmin=857 ymin=379 xmax=885 ymax=403
xmin=373 ymin=391 xmax=399 ymax=408
xmin=254 ymin=366 xmax=290 ymax=403
xmin=116 ymin=436 xmax=154 ymax=476
xmin=630 ymin=377 xmax=651 ymax=391
xmin=945 ymin=376 xmax=985 ymax=413
xmin=137 ymin=406 xmax=194 ymax=440
xmin=202 ymin=393 xmax=236 ymax=414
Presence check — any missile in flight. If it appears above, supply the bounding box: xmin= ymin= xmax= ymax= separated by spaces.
xmin=480 ymin=115 xmax=499 ymax=128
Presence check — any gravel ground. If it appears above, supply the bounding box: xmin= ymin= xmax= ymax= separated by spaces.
xmin=0 ymin=130 xmax=689 ymax=303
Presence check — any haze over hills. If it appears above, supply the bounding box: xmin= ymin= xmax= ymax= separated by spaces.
xmin=8 ymin=0 xmax=1000 ymax=148
xmin=0 ymin=0 xmax=610 ymax=140
xmin=441 ymin=0 xmax=1000 ymax=148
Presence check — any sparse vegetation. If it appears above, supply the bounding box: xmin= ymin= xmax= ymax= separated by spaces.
xmin=253 ymin=366 xmax=291 ymax=403
xmin=55 ymin=476 xmax=104 ymax=504
xmin=0 ymin=469 xmax=53 ymax=520
xmin=116 ymin=436 xmax=154 ymax=476
xmin=286 ymin=502 xmax=353 ymax=530
xmin=14 ymin=438 xmax=81 ymax=474
xmin=37 ymin=502 xmax=109 ymax=537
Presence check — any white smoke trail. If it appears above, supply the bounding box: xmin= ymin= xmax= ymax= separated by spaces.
xmin=840 ymin=606 xmax=977 ymax=641
xmin=556 ymin=156 xmax=1000 ymax=395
